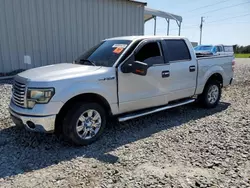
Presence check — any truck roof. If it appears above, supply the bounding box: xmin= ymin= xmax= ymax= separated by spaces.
xmin=105 ymin=35 xmax=188 ymax=41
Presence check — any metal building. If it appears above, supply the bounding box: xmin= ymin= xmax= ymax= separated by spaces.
xmin=0 ymin=0 xmax=146 ymax=73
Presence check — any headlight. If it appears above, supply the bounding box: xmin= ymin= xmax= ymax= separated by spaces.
xmin=27 ymin=88 xmax=55 ymax=108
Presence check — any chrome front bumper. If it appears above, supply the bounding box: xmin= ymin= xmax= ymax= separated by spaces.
xmin=9 ymin=109 xmax=56 ymax=133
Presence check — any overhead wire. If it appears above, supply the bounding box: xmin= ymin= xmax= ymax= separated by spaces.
xmin=206 ymin=13 xmax=250 ymax=24
xmin=200 ymin=1 xmax=250 ymax=15
xmin=168 ymin=13 xmax=250 ymax=31
xmin=185 ymin=0 xmax=231 ymax=13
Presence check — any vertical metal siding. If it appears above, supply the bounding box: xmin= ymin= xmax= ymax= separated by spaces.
xmin=0 ymin=0 xmax=145 ymax=73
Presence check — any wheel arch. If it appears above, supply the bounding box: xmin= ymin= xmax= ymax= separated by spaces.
xmin=205 ymin=73 xmax=223 ymax=87
xmin=198 ymin=72 xmax=223 ymax=95
xmin=55 ymin=93 xmax=112 ymax=133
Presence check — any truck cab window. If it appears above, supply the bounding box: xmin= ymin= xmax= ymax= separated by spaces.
xmin=164 ymin=40 xmax=191 ymax=62
xmin=135 ymin=42 xmax=164 ymax=66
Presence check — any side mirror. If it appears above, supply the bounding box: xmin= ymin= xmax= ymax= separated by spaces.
xmin=121 ymin=63 xmax=133 ymax=73
xmin=121 ymin=61 xmax=148 ymax=76
xmin=131 ymin=61 xmax=148 ymax=76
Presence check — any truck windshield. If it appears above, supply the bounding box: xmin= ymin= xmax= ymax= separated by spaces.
xmin=75 ymin=40 xmax=131 ymax=67
xmin=194 ymin=45 xmax=213 ymax=51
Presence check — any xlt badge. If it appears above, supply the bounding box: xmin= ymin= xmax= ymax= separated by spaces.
xmin=98 ymin=76 xmax=115 ymax=81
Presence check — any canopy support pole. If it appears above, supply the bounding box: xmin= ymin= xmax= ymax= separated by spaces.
xmin=166 ymin=18 xmax=170 ymax=35
xmin=144 ymin=7 xmax=182 ymax=36
xmin=154 ymin=16 xmax=157 ymax=35
xmin=176 ymin=20 xmax=182 ymax=36
xmin=178 ymin=22 xmax=181 ymax=36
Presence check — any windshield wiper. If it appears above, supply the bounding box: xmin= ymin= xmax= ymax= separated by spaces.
xmin=79 ymin=59 xmax=96 ymax=66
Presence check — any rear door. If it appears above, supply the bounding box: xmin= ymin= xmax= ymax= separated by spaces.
xmin=162 ymin=39 xmax=197 ymax=102
xmin=117 ymin=39 xmax=170 ymax=113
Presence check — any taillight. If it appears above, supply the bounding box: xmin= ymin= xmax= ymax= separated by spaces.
xmin=232 ymin=60 xmax=235 ymax=71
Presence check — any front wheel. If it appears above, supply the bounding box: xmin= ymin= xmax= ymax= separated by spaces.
xmin=62 ymin=103 xmax=106 ymax=145
xmin=198 ymin=81 xmax=221 ymax=108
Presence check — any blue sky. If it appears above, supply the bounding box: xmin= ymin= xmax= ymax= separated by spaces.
xmin=143 ymin=0 xmax=250 ymax=46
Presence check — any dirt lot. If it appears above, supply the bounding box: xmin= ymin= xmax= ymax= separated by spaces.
xmin=0 ymin=59 xmax=250 ymax=188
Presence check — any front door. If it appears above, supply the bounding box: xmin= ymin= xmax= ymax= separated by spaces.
xmin=117 ymin=40 xmax=170 ymax=113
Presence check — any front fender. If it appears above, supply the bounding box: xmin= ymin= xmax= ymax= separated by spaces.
xmin=51 ymin=80 xmax=118 ymax=113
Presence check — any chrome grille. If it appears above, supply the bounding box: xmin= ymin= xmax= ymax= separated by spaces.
xmin=12 ymin=80 xmax=26 ymax=107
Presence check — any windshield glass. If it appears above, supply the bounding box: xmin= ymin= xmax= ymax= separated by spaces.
xmin=194 ymin=45 xmax=213 ymax=51
xmin=75 ymin=40 xmax=131 ymax=67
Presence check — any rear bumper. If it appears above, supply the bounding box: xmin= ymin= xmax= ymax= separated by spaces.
xmin=9 ymin=109 xmax=56 ymax=133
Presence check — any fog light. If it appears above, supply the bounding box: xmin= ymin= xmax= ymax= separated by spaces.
xmin=27 ymin=100 xmax=36 ymax=109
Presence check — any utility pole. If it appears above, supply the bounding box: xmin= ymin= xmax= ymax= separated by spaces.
xmin=200 ymin=17 xmax=204 ymax=45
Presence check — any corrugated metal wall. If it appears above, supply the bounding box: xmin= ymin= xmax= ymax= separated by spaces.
xmin=0 ymin=0 xmax=145 ymax=73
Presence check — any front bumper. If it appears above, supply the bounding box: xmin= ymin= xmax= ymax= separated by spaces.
xmin=9 ymin=109 xmax=56 ymax=133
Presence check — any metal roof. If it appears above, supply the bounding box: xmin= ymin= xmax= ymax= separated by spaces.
xmin=127 ymin=0 xmax=147 ymax=5
xmin=144 ymin=7 xmax=182 ymax=22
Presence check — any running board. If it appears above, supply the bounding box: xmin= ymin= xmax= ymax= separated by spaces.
xmin=118 ymin=98 xmax=195 ymax=122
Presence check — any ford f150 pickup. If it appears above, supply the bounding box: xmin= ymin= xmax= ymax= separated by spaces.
xmin=9 ymin=36 xmax=234 ymax=145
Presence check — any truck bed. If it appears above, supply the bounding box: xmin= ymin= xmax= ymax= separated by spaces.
xmin=195 ymin=55 xmax=234 ymax=95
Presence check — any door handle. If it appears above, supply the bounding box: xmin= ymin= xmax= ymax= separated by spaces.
xmin=189 ymin=66 xmax=196 ymax=72
xmin=162 ymin=70 xmax=170 ymax=78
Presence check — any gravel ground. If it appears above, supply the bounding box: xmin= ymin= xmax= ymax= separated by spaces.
xmin=0 ymin=59 xmax=250 ymax=188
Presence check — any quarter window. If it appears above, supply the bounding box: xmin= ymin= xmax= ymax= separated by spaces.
xmin=164 ymin=40 xmax=191 ymax=62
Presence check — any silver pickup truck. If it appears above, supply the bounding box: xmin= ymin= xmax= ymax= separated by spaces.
xmin=9 ymin=36 xmax=234 ymax=145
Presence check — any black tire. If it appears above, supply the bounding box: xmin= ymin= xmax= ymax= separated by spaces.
xmin=197 ymin=80 xmax=221 ymax=108
xmin=62 ymin=102 xmax=106 ymax=146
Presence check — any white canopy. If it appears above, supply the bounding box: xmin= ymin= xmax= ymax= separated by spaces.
xmin=144 ymin=7 xmax=182 ymax=36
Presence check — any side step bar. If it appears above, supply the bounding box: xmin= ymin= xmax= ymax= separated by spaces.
xmin=118 ymin=98 xmax=195 ymax=122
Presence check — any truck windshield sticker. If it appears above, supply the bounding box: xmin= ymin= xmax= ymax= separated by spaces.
xmin=112 ymin=44 xmax=128 ymax=48
xmin=113 ymin=47 xmax=124 ymax=54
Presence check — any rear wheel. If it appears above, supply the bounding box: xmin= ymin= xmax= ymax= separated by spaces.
xmin=198 ymin=80 xmax=221 ymax=108
xmin=62 ymin=103 xmax=106 ymax=145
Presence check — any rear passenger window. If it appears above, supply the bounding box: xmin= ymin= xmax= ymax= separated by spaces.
xmin=165 ymin=40 xmax=191 ymax=62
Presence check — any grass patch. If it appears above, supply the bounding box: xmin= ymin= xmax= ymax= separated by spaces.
xmin=235 ymin=54 xmax=250 ymax=58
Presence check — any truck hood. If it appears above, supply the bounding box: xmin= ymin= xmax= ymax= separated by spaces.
xmin=18 ymin=63 xmax=102 ymax=82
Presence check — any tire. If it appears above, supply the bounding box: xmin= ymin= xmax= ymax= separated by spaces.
xmin=198 ymin=80 xmax=221 ymax=108
xmin=62 ymin=102 xmax=106 ymax=146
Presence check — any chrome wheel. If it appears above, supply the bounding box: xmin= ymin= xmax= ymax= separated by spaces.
xmin=207 ymin=85 xmax=219 ymax=104
xmin=76 ymin=109 xmax=102 ymax=140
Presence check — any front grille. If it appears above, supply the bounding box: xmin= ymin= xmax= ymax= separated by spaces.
xmin=12 ymin=80 xmax=26 ymax=107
